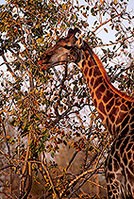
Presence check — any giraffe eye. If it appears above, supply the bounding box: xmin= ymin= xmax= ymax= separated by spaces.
xmin=64 ymin=45 xmax=72 ymax=50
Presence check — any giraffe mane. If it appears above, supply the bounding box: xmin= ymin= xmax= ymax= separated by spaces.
xmin=89 ymin=47 xmax=134 ymax=102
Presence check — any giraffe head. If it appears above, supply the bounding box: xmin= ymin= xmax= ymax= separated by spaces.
xmin=38 ymin=28 xmax=83 ymax=69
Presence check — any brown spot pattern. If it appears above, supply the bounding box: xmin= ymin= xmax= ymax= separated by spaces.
xmin=84 ymin=67 xmax=88 ymax=76
xmin=99 ymin=102 xmax=106 ymax=115
xmin=93 ymin=77 xmax=103 ymax=89
xmin=106 ymin=98 xmax=114 ymax=112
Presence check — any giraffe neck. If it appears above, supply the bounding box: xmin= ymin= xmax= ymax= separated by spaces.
xmin=78 ymin=41 xmax=134 ymax=137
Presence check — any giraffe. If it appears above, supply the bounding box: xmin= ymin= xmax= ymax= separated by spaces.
xmin=38 ymin=28 xmax=134 ymax=198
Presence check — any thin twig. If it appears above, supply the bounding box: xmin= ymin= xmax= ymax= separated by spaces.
xmin=68 ymin=165 xmax=104 ymax=198
xmin=65 ymin=151 xmax=79 ymax=172
xmin=41 ymin=162 xmax=59 ymax=199
xmin=60 ymin=166 xmax=103 ymax=198
xmin=22 ymin=132 xmax=31 ymax=176
xmin=0 ymin=164 xmax=14 ymax=171
xmin=0 ymin=117 xmax=11 ymax=158
xmin=96 ymin=35 xmax=133 ymax=48
xmin=0 ymin=191 xmax=14 ymax=199
xmin=1 ymin=53 xmax=17 ymax=81
xmin=90 ymin=13 xmax=121 ymax=35
xmin=110 ymin=64 xmax=134 ymax=82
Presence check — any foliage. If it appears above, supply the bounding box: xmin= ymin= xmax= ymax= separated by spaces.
xmin=0 ymin=0 xmax=134 ymax=198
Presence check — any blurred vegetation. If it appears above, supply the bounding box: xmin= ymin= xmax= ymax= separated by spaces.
xmin=0 ymin=0 xmax=134 ymax=198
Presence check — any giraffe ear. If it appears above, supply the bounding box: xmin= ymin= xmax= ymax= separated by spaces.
xmin=76 ymin=36 xmax=83 ymax=48
xmin=67 ymin=28 xmax=81 ymax=37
